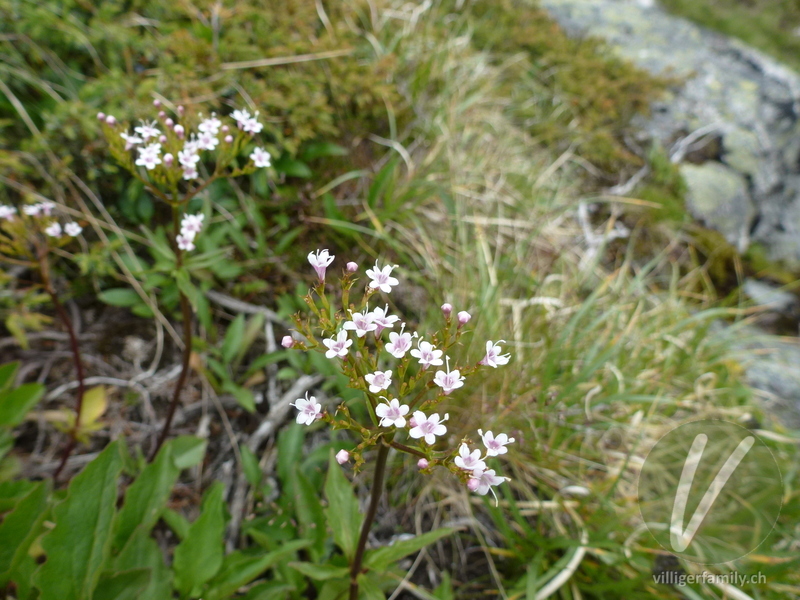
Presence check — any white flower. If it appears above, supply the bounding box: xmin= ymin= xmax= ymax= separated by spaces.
xmin=198 ymin=116 xmax=222 ymax=135
xmin=336 ymin=449 xmax=350 ymax=464
xmin=197 ymin=131 xmax=218 ymax=151
xmin=242 ymin=113 xmax=263 ymax=134
xmin=386 ymin=329 xmax=413 ymax=358
xmin=23 ymin=204 xmax=41 ymax=216
xmin=343 ymin=310 xmax=377 ymax=338
xmin=478 ymin=429 xmax=515 ymax=457
xmin=366 ymin=262 xmax=399 ymax=293
xmin=120 ymin=131 xmax=143 ymax=150
xmin=454 ymin=443 xmax=486 ymax=473
xmin=134 ymin=120 xmax=160 ymax=141
xmin=231 ymin=109 xmax=251 ymax=128
xmin=0 ymin=205 xmax=16 ymax=220
xmin=250 ymin=147 xmax=271 ymax=168
xmin=64 ymin=222 xmax=82 ymax=236
xmin=44 ymin=222 xmax=62 ymax=237
xmin=375 ymin=398 xmax=409 ymax=428
xmin=364 ymin=370 xmax=392 ymax=394
xmin=322 ymin=330 xmax=352 ymax=359
xmin=40 ymin=201 xmax=56 ymax=216
xmin=178 ymin=148 xmax=200 ymax=168
xmin=182 ymin=165 xmax=199 ymax=181
xmin=291 ymin=392 xmax=323 ymax=426
xmin=135 ymin=143 xmax=162 ymax=170
xmin=410 ymin=339 xmax=443 ymax=368
xmin=369 ymin=304 xmax=399 ymax=336
xmin=433 ymin=357 xmax=465 ymax=395
xmin=409 ymin=411 xmax=448 ymax=445
xmin=308 ymin=249 xmax=335 ymax=281
xmin=181 ymin=213 xmax=204 ymax=237
xmin=467 ymin=468 xmax=508 ymax=501
xmin=480 ymin=340 xmax=511 ymax=368
xmin=176 ymin=234 xmax=195 ymax=251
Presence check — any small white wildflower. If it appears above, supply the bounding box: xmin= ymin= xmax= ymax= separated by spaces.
xmin=454 ymin=443 xmax=486 ymax=473
xmin=478 ymin=429 xmax=515 ymax=457
xmin=250 ymin=147 xmax=271 ymax=168
xmin=409 ymin=411 xmax=448 ymax=445
xmin=64 ymin=222 xmax=82 ymax=236
xmin=375 ymin=398 xmax=409 ymax=428
xmin=366 ymin=262 xmax=399 ymax=293
xmin=291 ymin=392 xmax=323 ymax=425
xmin=410 ymin=339 xmax=444 ymax=369
xmin=44 ymin=222 xmax=62 ymax=237
xmin=364 ymin=370 xmax=392 ymax=394
xmin=322 ymin=330 xmax=352 ymax=359
xmin=308 ymin=249 xmax=335 ymax=281
xmin=480 ymin=340 xmax=511 ymax=368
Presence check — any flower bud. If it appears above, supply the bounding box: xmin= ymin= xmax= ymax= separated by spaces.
xmin=281 ymin=335 xmax=295 ymax=349
xmin=346 ymin=261 xmax=358 ymax=273
xmin=177 ymin=105 xmax=185 ymax=116
xmin=417 ymin=458 xmax=429 ymax=469
xmin=336 ymin=450 xmax=350 ymax=465
xmin=224 ymin=135 xmax=233 ymax=143
xmin=163 ymin=153 xmax=174 ymax=166
xmin=165 ymin=118 xmax=174 ymax=128
xmin=158 ymin=110 xmax=166 ymax=119
xmin=174 ymin=124 xmax=185 ymax=139
xmin=222 ymin=125 xmax=230 ymax=133
xmin=457 ymin=311 xmax=471 ymax=326
xmin=158 ymin=134 xmax=167 ymax=143
xmin=467 ymin=478 xmax=480 ymax=492
xmin=96 ymin=112 xmax=106 ymax=121
xmin=153 ymin=99 xmax=161 ymax=107
xmin=441 ymin=303 xmax=452 ymax=316
xmin=105 ymin=115 xmax=117 ymax=126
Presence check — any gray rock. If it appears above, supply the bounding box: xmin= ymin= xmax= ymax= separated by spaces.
xmin=743 ymin=278 xmax=797 ymax=312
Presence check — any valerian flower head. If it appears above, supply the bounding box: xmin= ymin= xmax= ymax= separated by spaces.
xmin=197 ymin=131 xmax=218 ymax=151
xmin=44 ymin=222 xmax=62 ymax=237
xmin=291 ymin=392 xmax=323 ymax=425
xmin=135 ymin=143 xmax=162 ymax=170
xmin=468 ymin=468 xmax=508 ymax=502
xmin=386 ymin=328 xmax=413 ymax=358
xmin=365 ymin=262 xmax=399 ymax=293
xmin=322 ymin=330 xmax=352 ymax=359
xmin=364 ymin=369 xmax=392 ymax=393
xmin=343 ymin=310 xmax=377 ymax=338
xmin=308 ymin=249 xmax=335 ymax=282
xmin=410 ymin=339 xmax=444 ymax=369
xmin=120 ymin=132 xmax=143 ymax=150
xmin=231 ymin=109 xmax=251 ymax=129
xmin=0 ymin=205 xmax=16 ymax=220
xmin=454 ymin=443 xmax=486 ymax=473
xmin=433 ymin=357 xmax=465 ymax=395
xmin=180 ymin=213 xmax=204 ymax=238
xmin=478 ymin=429 xmax=515 ymax=457
xmin=242 ymin=112 xmax=263 ymax=134
xmin=134 ymin=120 xmax=160 ymax=141
xmin=375 ymin=398 xmax=409 ymax=428
xmin=198 ymin=115 xmax=222 ymax=135
xmin=369 ymin=305 xmax=399 ymax=336
xmin=409 ymin=411 xmax=448 ymax=445
xmin=250 ymin=147 xmax=271 ymax=168
xmin=64 ymin=222 xmax=82 ymax=237
xmin=480 ymin=340 xmax=511 ymax=368
xmin=23 ymin=205 xmax=41 ymax=216
xmin=176 ymin=234 xmax=195 ymax=252
xmin=39 ymin=201 xmax=56 ymax=216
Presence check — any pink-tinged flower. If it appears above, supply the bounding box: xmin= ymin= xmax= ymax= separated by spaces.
xmin=250 ymin=147 xmax=271 ymax=168
xmin=410 ymin=339 xmax=443 ymax=368
xmin=417 ymin=458 xmax=429 ymax=469
xmin=0 ymin=205 xmax=16 ymax=220
xmin=366 ymin=262 xmax=399 ymax=293
xmin=174 ymin=124 xmax=185 ymax=139
xmin=308 ymin=249 xmax=335 ymax=282
xmin=441 ymin=303 xmax=453 ymax=316
xmin=120 ymin=131 xmax=143 ymax=150
xmin=178 ymin=148 xmax=200 ymax=168
xmin=343 ymin=310 xmax=377 ymax=338
xmin=182 ymin=165 xmax=199 ymax=181
xmin=291 ymin=392 xmax=323 ymax=425
xmin=197 ymin=131 xmax=218 ymax=151
xmin=44 ymin=222 xmax=62 ymax=237
xmin=222 ymin=125 xmax=230 ymax=133
xmin=369 ymin=305 xmax=399 ymax=336
xmin=135 ymin=143 xmax=162 ymax=170
xmin=39 ymin=201 xmax=56 ymax=216
xmin=386 ymin=329 xmax=413 ymax=358
xmin=457 ymin=311 xmax=471 ymax=326
xmin=64 ymin=222 xmax=82 ymax=236
xmin=153 ymin=99 xmax=161 ymax=107
xmin=163 ymin=153 xmax=174 ymax=167
xmin=336 ymin=449 xmax=350 ymax=465
xmin=480 ymin=340 xmax=511 ymax=368
xmin=158 ymin=134 xmax=167 ymax=144
xmin=454 ymin=443 xmax=486 ymax=473
xmin=242 ymin=112 xmax=263 ymax=134
xmin=433 ymin=357 xmax=465 ymax=395
xmin=176 ymin=234 xmax=195 ymax=251
xmin=224 ymin=135 xmax=233 ymax=143
xmin=158 ymin=110 xmax=166 ymax=119
xmin=105 ymin=115 xmax=117 ymax=126
xmin=134 ymin=120 xmax=159 ymax=141
xmin=165 ymin=118 xmax=174 ymax=128
xmin=180 ymin=213 xmax=204 ymax=237
xmin=23 ymin=204 xmax=42 ymax=216
xmin=468 ymin=468 xmax=508 ymax=501
xmin=322 ymin=330 xmax=352 ymax=359
xmin=409 ymin=411 xmax=448 ymax=445
xmin=97 ymin=112 xmax=106 ymax=121
xmin=375 ymin=398 xmax=409 ymax=428
xmin=198 ymin=115 xmax=222 ymax=135
xmin=231 ymin=109 xmax=251 ymax=128
xmin=478 ymin=429 xmax=515 ymax=457
xmin=364 ymin=370 xmax=392 ymax=393
xmin=281 ymin=335 xmax=295 ymax=349
xmin=177 ymin=105 xmax=185 ymax=116
xmin=346 ymin=261 xmax=358 ymax=273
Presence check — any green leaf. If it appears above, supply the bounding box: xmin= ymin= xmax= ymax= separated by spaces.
xmin=240 ymin=446 xmax=262 ymax=487
xmin=172 ymin=482 xmax=227 ymax=596
xmin=274 ymin=156 xmax=312 ymax=178
xmin=98 ymin=288 xmax=141 ymax=308
xmin=114 ymin=527 xmax=172 ymax=600
xmin=34 ymin=441 xmax=123 ymax=600
xmin=317 ymin=578 xmax=349 ymax=600
xmin=364 ymin=528 xmax=454 ymax=572
xmin=222 ymin=314 xmax=245 ymax=365
xmin=0 ymin=362 xmax=19 ymax=391
xmin=288 ymin=562 xmax=349 ymax=581
xmin=222 ymin=381 xmax=256 ymax=412
xmin=0 ymin=480 xmax=36 ymax=512
xmin=204 ymin=540 xmax=311 ymax=600
xmin=291 ymin=467 xmax=326 ymax=562
xmin=277 ymin=423 xmax=305 ymax=485
xmin=0 ymin=383 xmax=45 ymax=428
xmin=0 ymin=481 xmax=48 ymax=585
xmin=170 ymin=436 xmax=207 ymax=469
xmin=240 ymin=581 xmax=295 ymax=600
xmin=300 ymin=141 xmax=348 ymax=161
xmin=357 ymin=573 xmax=386 ymax=600
xmin=324 ymin=451 xmax=363 ymax=561
xmin=92 ymin=569 xmax=151 ymax=600
xmin=112 ymin=445 xmax=179 ymax=552
xmin=367 ymin=158 xmax=398 ymax=209
xmin=161 ymin=508 xmax=190 ymax=541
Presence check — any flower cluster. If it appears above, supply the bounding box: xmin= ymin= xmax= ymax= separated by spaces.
xmin=0 ymin=202 xmax=82 ymax=239
xmin=176 ymin=213 xmax=204 ymax=252
xmin=288 ymin=250 xmax=515 ymax=500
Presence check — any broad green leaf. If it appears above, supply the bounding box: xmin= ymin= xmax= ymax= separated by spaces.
xmin=240 ymin=581 xmax=295 ymax=600
xmin=161 ymin=508 xmax=190 ymax=541
xmin=204 ymin=540 xmax=310 ymax=600
xmin=357 ymin=573 xmax=385 ymax=600
xmin=277 ymin=424 xmax=305 ymax=485
xmin=172 ymin=482 xmax=227 ymax=596
xmin=0 ymin=481 xmax=48 ymax=584
xmin=240 ymin=446 xmax=262 ymax=487
xmin=222 ymin=314 xmax=245 ymax=364
xmin=238 ymin=313 xmax=266 ymax=363
xmin=288 ymin=562 xmax=349 ymax=581
xmin=274 ymin=156 xmax=312 ymax=178
xmin=114 ymin=527 xmax=172 ymax=600
xmin=300 ymin=141 xmax=348 ymax=161
xmin=0 ymin=480 xmax=35 ymax=512
xmin=363 ymin=528 xmax=455 ymax=572
xmin=291 ymin=467 xmax=326 ymax=561
xmin=98 ymin=288 xmax=141 ymax=308
xmin=222 ymin=381 xmax=256 ymax=412
xmin=0 ymin=431 xmax=12 ymax=462
xmin=92 ymin=568 xmax=151 ymax=600
xmin=317 ymin=578 xmax=349 ymax=600
xmin=0 ymin=383 xmax=45 ymax=428
xmin=324 ymin=451 xmax=363 ymax=561
xmin=34 ymin=441 xmax=123 ymax=600
xmin=0 ymin=362 xmax=19 ymax=391
xmin=170 ymin=436 xmax=207 ymax=469
xmin=112 ymin=445 xmax=179 ymax=552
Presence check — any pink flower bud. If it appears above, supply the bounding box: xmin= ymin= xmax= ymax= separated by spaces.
xmin=336 ymin=450 xmax=350 ymax=465
xmin=163 ymin=153 xmax=174 ymax=166
xmin=409 ymin=416 xmax=418 ymax=429
xmin=346 ymin=261 xmax=358 ymax=273
xmin=165 ymin=118 xmax=174 ymax=128
xmin=174 ymin=124 xmax=185 ymax=139
xmin=177 ymin=105 xmax=185 ymax=116
xmin=281 ymin=335 xmax=295 ymax=349
xmin=158 ymin=110 xmax=166 ymax=119
xmin=467 ymin=478 xmax=480 ymax=492
xmin=224 ymin=135 xmax=233 ymax=143
xmin=96 ymin=112 xmax=106 ymax=121
xmin=158 ymin=134 xmax=167 ymax=143
xmin=457 ymin=311 xmax=471 ymax=326
xmin=441 ymin=303 xmax=453 ymax=316
xmin=417 ymin=458 xmax=429 ymax=469
xmin=153 ymin=99 xmax=161 ymax=107
xmin=222 ymin=125 xmax=230 ymax=133
xmin=105 ymin=115 xmax=116 ymax=126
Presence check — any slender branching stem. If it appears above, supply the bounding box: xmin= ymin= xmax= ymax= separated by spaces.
xmin=349 ymin=440 xmax=390 ymax=600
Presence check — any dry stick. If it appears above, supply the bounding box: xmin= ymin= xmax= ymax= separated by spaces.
xmin=349 ymin=440 xmax=390 ymax=600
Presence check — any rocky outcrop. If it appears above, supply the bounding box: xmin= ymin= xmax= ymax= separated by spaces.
xmin=540 ymin=0 xmax=800 ymax=265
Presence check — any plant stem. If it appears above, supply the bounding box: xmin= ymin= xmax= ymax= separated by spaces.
xmin=349 ymin=440 xmax=390 ymax=600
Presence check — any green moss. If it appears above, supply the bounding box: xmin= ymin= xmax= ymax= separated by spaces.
xmin=638 ymin=145 xmax=689 ymax=224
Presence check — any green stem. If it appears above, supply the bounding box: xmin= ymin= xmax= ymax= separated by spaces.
xmin=349 ymin=440 xmax=390 ymax=600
